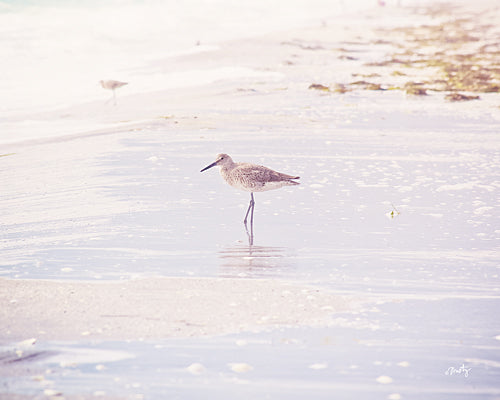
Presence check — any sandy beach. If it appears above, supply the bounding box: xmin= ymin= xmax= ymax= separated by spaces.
xmin=0 ymin=277 xmax=358 ymax=341
xmin=1 ymin=0 xmax=499 ymax=399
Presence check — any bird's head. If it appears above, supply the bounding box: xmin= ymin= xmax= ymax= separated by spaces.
xmin=200 ymin=153 xmax=231 ymax=172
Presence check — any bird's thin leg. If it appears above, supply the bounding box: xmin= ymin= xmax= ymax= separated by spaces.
xmin=249 ymin=205 xmax=254 ymax=246
xmin=250 ymin=194 xmax=254 ymax=226
xmin=245 ymin=218 xmax=254 ymax=246
xmin=244 ymin=193 xmax=255 ymax=246
xmin=243 ymin=193 xmax=255 ymax=225
xmin=248 ymin=222 xmax=254 ymax=246
xmin=113 ymin=89 xmax=117 ymax=106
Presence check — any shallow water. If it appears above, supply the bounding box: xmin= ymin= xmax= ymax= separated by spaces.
xmin=1 ymin=91 xmax=498 ymax=290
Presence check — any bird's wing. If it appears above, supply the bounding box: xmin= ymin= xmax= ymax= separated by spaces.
xmin=238 ymin=165 xmax=299 ymax=182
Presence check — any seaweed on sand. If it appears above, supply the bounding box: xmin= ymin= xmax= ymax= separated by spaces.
xmin=311 ymin=4 xmax=499 ymax=101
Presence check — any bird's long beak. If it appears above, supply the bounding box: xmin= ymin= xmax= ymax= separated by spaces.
xmin=200 ymin=159 xmax=220 ymax=172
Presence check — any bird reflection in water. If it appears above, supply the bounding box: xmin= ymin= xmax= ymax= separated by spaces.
xmin=218 ymin=244 xmax=293 ymax=278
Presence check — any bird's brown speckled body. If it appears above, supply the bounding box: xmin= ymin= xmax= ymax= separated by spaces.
xmin=215 ymin=154 xmax=299 ymax=192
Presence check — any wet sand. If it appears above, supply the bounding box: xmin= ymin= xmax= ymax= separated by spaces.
xmin=0 ymin=277 xmax=357 ymax=341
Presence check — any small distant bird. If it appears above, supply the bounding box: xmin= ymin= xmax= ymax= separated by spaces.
xmin=100 ymin=79 xmax=128 ymax=105
xmin=200 ymin=154 xmax=300 ymax=226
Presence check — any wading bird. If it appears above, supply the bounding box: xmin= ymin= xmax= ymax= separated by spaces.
xmin=100 ymin=79 xmax=128 ymax=105
xmin=200 ymin=154 xmax=300 ymax=242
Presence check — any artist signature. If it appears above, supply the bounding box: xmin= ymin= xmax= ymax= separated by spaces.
xmin=445 ymin=364 xmax=472 ymax=377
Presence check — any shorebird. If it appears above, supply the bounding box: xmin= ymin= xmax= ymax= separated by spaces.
xmin=200 ymin=154 xmax=300 ymax=226
xmin=100 ymin=80 xmax=128 ymax=105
